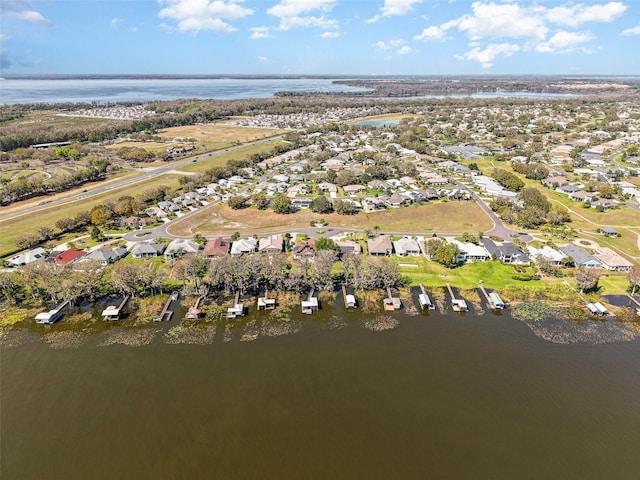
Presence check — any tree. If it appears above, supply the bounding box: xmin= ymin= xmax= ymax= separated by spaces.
xmin=311 ymin=195 xmax=333 ymax=214
xmin=333 ymin=199 xmax=358 ymax=215
xmin=575 ymin=267 xmax=600 ymax=293
xmin=312 ymin=250 xmax=337 ymax=291
xmin=627 ymin=265 xmax=640 ymax=296
xmin=228 ymin=195 xmax=247 ymax=209
xmin=519 ymin=187 xmax=551 ymax=212
xmin=315 ymin=237 xmax=339 ymax=252
xmin=252 ymin=193 xmax=269 ymax=210
xmin=272 ymin=194 xmax=292 ymax=214
xmin=91 ymin=205 xmax=113 ymax=226
xmin=90 ymin=225 xmax=104 ymax=242
xmin=193 ymin=233 xmax=207 ymax=247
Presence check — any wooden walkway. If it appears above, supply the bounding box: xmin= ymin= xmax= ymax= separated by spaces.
xmin=154 ymin=291 xmax=179 ymax=322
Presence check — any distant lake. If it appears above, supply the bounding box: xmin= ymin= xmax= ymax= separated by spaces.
xmin=2 ymin=295 xmax=640 ymax=480
xmin=0 ymin=77 xmax=368 ymax=105
xmin=355 ymin=119 xmax=400 ymax=127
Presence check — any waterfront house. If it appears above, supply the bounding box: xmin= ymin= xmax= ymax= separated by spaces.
xmin=481 ymin=239 xmax=530 ymax=265
xmin=230 ymin=238 xmax=257 ymax=256
xmin=8 ymin=247 xmax=46 ymax=267
xmin=164 ymin=239 xmax=200 ymax=259
xmin=527 ymin=245 xmax=567 ymax=266
xmin=258 ymin=235 xmax=284 ymax=255
xmin=368 ymin=235 xmax=393 ymax=256
xmin=293 ymin=239 xmax=317 ymax=261
xmin=131 ymin=241 xmax=166 ymax=259
xmin=594 ymin=248 xmax=633 ymax=271
xmin=203 ymin=238 xmax=230 ymax=258
xmin=558 ymin=245 xmax=602 ymax=268
xmin=393 ymin=237 xmax=421 ymax=257
xmin=450 ymin=240 xmax=490 ymax=263
xmin=83 ymin=246 xmax=126 ymax=265
xmin=51 ymin=247 xmax=86 ymax=265
xmin=335 ymin=240 xmax=362 ymax=256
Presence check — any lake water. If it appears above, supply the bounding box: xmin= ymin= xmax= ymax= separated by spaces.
xmin=2 ymin=295 xmax=640 ymax=479
xmin=0 ymin=77 xmax=367 ymax=105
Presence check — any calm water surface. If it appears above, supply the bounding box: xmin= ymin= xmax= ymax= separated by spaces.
xmin=2 ymin=302 xmax=640 ymax=480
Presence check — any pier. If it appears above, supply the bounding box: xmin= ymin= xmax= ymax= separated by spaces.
xmin=185 ymin=294 xmax=205 ymax=319
xmin=446 ymin=283 xmax=468 ymax=312
xmin=383 ymin=286 xmax=402 ymax=311
xmin=102 ymin=295 xmax=130 ymax=321
xmin=225 ymin=291 xmax=245 ymax=319
xmin=342 ymin=284 xmax=357 ymax=308
xmin=35 ymin=299 xmax=70 ymax=325
xmin=301 ymin=287 xmax=319 ymax=314
xmin=418 ymin=284 xmax=435 ymax=310
xmin=154 ymin=291 xmax=179 ymax=322
xmin=478 ymin=283 xmax=505 ymax=309
xmin=257 ymin=291 xmax=276 ymax=311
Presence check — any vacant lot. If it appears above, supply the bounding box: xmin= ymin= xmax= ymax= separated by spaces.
xmin=157 ymin=124 xmax=283 ymax=151
xmin=167 ymin=201 xmax=493 ymax=237
xmin=176 ymin=139 xmax=286 ymax=173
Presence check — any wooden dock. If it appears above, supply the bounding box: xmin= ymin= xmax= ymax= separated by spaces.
xmin=154 ymin=291 xmax=179 ymax=322
xmin=342 ymin=284 xmax=357 ymax=308
xmin=418 ymin=284 xmax=435 ymax=310
xmin=35 ymin=299 xmax=70 ymax=324
xmin=301 ymin=287 xmax=319 ymax=314
xmin=383 ymin=286 xmax=402 ymax=311
xmin=257 ymin=290 xmax=276 ymax=311
xmin=446 ymin=283 xmax=468 ymax=312
xmin=102 ymin=295 xmax=130 ymax=321
xmin=185 ymin=294 xmax=205 ymax=319
xmin=478 ymin=284 xmax=505 ymax=310
xmin=224 ymin=291 xmax=245 ymax=319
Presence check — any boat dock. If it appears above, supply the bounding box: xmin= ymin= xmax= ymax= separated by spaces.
xmin=185 ymin=294 xmax=205 ymax=319
xmin=224 ymin=291 xmax=245 ymax=319
xmin=35 ymin=299 xmax=70 ymax=324
xmin=301 ymin=287 xmax=319 ymax=314
xmin=418 ymin=284 xmax=435 ymax=310
xmin=154 ymin=291 xmax=179 ymax=322
xmin=587 ymin=302 xmax=612 ymax=317
xmin=342 ymin=284 xmax=357 ymax=308
xmin=257 ymin=290 xmax=276 ymax=311
xmin=478 ymin=283 xmax=505 ymax=309
xmin=446 ymin=283 xmax=468 ymax=312
xmin=102 ymin=295 xmax=130 ymax=321
xmin=383 ymin=286 xmax=402 ymax=311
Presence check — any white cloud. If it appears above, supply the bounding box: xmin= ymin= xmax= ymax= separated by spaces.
xmin=389 ymin=38 xmax=405 ymax=47
xmin=2 ymin=0 xmax=52 ymax=26
xmin=257 ymin=56 xmax=268 ymax=63
xmin=321 ymin=31 xmax=341 ymax=38
xmin=397 ymin=45 xmax=413 ymax=55
xmin=367 ymin=0 xmax=422 ymax=23
xmin=546 ymin=2 xmax=627 ymax=27
xmin=158 ymin=0 xmax=253 ymax=33
xmin=536 ymin=30 xmax=595 ymax=53
xmin=268 ymin=0 xmax=338 ymax=30
xmin=376 ymin=41 xmax=389 ymax=50
xmin=111 ymin=17 xmax=124 ymax=28
xmin=250 ymin=26 xmax=272 ymax=39
xmin=456 ymin=43 xmax=520 ymax=69
xmin=621 ymin=25 xmax=640 ymax=36
xmin=414 ymin=1 xmax=621 ymax=67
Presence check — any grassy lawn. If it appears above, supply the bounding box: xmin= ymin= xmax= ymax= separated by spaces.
xmin=157 ymin=124 xmax=284 ymax=151
xmin=167 ymin=200 xmax=494 ymax=237
xmin=0 ymin=174 xmax=183 ymax=258
xmin=105 ymin=141 xmax=170 ymax=154
xmin=176 ymin=139 xmax=286 ymax=173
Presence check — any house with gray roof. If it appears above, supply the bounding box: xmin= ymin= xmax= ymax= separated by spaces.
xmin=8 ymin=247 xmax=46 ymax=267
xmin=393 ymin=237 xmax=421 ymax=257
xmin=230 ymin=238 xmax=257 ymax=256
xmin=481 ymin=239 xmax=531 ymax=265
xmin=368 ymin=235 xmax=393 ymax=256
xmin=558 ymin=244 xmax=602 ymax=268
xmin=131 ymin=241 xmax=166 ymax=259
xmin=164 ymin=239 xmax=200 ymax=259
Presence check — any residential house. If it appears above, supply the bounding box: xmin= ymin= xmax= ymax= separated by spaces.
xmin=362 ymin=197 xmax=387 ymax=212
xmin=203 ymin=237 xmax=230 ymax=258
xmin=368 ymin=235 xmax=394 ymax=256
xmin=542 ymin=176 xmax=569 ymax=188
xmin=258 ymin=235 xmax=284 ymax=255
xmin=386 ymin=193 xmax=411 ymax=208
xmin=393 ymin=237 xmax=421 ymax=257
xmin=335 ymin=240 xmax=362 ymax=256
xmin=570 ymin=191 xmax=599 ymax=203
xmin=481 ymin=239 xmax=530 ymax=265
xmin=343 ymin=184 xmax=365 ymax=196
xmin=51 ymin=247 xmax=86 ymax=265
xmin=292 ymin=239 xmax=317 ymax=261
xmin=230 ymin=238 xmax=257 ymax=256
xmin=8 ymin=247 xmax=46 ymax=267
xmin=318 ymin=182 xmax=338 ymax=194
xmin=558 ymin=245 xmax=603 ymax=268
xmin=599 ymin=227 xmax=620 ymax=237
xmin=527 ymin=245 xmax=567 ymax=266
xmin=291 ymin=198 xmax=313 ymax=209
xmin=131 ymin=241 xmax=166 ymax=259
xmin=594 ymin=248 xmax=633 ymax=271
xmin=82 ymin=246 xmax=127 ymax=265
xmin=450 ymin=240 xmax=489 ymax=263
xmin=164 ymin=239 xmax=201 ymax=259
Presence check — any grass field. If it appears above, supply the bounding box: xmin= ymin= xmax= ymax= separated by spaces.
xmin=157 ymin=124 xmax=284 ymax=151
xmin=0 ymin=174 xmax=183 ymax=257
xmin=167 ymin=200 xmax=494 ymax=237
xmin=105 ymin=141 xmax=170 ymax=154
xmin=176 ymin=139 xmax=286 ymax=173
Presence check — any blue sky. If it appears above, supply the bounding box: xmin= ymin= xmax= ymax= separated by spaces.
xmin=1 ymin=0 xmax=639 ymax=75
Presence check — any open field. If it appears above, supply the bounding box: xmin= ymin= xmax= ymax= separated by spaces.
xmin=167 ymin=200 xmax=493 ymax=237
xmin=156 ymin=124 xmax=284 ymax=151
xmin=0 ymin=110 xmax=114 ymax=129
xmin=176 ymin=139 xmax=286 ymax=173
xmin=0 ymin=174 xmax=183 ymax=257
xmin=105 ymin=141 xmax=170 ymax=155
